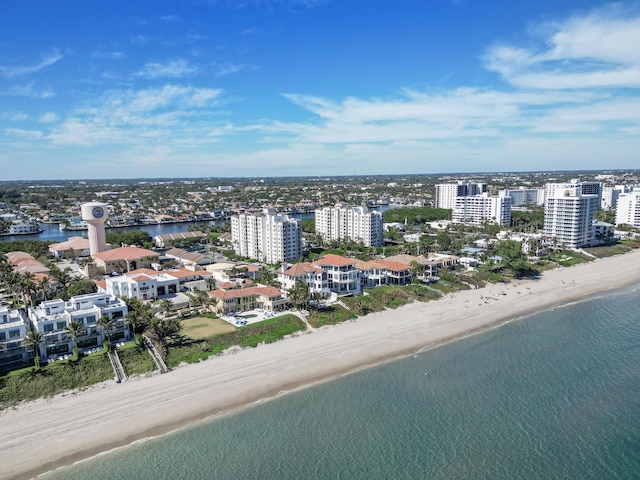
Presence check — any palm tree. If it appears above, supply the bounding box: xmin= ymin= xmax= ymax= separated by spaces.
xmin=23 ymin=330 xmax=44 ymax=370
xmin=96 ymin=315 xmax=114 ymax=350
xmin=159 ymin=298 xmax=173 ymax=319
xmin=64 ymin=320 xmax=85 ymax=359
xmin=289 ymin=280 xmax=310 ymax=311
xmin=125 ymin=297 xmax=154 ymax=336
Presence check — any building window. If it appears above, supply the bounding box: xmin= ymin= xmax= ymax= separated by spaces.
xmin=9 ymin=329 xmax=20 ymax=339
xmin=43 ymin=324 xmax=54 ymax=333
xmin=57 ymin=321 xmax=66 ymax=330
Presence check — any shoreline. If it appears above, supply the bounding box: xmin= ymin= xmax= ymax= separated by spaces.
xmin=3 ymin=249 xmax=640 ymax=480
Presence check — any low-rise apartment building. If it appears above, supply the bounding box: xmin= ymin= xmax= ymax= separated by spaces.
xmin=29 ymin=292 xmax=129 ymax=361
xmin=0 ymin=307 xmax=31 ymax=371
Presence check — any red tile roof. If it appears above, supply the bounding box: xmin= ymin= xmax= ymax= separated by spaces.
xmin=372 ymin=259 xmax=411 ymax=272
xmin=313 ymin=254 xmax=356 ymax=267
xmin=209 ymin=286 xmax=282 ymax=300
xmin=282 ymin=262 xmax=323 ymax=277
xmin=92 ymin=246 xmax=159 ymax=262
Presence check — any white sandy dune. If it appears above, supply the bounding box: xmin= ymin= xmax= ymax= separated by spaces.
xmin=2 ymin=249 xmax=640 ymax=480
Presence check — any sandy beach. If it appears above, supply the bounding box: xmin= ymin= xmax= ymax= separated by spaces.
xmin=2 ymin=249 xmax=640 ymax=480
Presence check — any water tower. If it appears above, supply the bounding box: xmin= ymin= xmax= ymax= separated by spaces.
xmin=81 ymin=202 xmax=109 ymax=255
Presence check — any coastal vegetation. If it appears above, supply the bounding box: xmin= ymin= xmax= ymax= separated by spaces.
xmin=165 ymin=314 xmax=306 ymax=367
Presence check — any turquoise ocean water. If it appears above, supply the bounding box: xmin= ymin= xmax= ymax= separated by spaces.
xmin=44 ymin=286 xmax=640 ymax=480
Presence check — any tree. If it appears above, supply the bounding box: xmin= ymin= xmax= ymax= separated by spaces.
xmin=64 ymin=320 xmax=85 ymax=359
xmin=96 ymin=315 xmax=114 ymax=350
xmin=289 ymin=280 xmax=310 ymax=311
xmin=23 ymin=330 xmax=44 ymax=370
xmin=259 ymin=266 xmax=279 ymax=287
xmin=159 ymin=298 xmax=173 ymax=319
xmin=494 ymin=240 xmax=535 ymax=278
xmin=125 ymin=298 xmax=153 ymax=336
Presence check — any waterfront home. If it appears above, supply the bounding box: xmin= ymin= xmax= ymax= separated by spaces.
xmin=154 ymin=231 xmax=205 ymax=248
xmin=278 ymin=262 xmax=330 ymax=297
xmin=208 ymin=286 xmax=286 ymax=315
xmin=0 ymin=307 xmax=31 ymax=371
xmin=29 ymin=292 xmax=129 ymax=361
xmin=313 ymin=254 xmax=361 ymax=296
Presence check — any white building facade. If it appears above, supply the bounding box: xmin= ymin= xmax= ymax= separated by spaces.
xmin=544 ymin=187 xmax=600 ymax=248
xmin=452 ymin=194 xmax=512 ymax=226
xmin=231 ymin=209 xmax=302 ymax=263
xmin=435 ymin=182 xmax=487 ymax=209
xmin=29 ymin=292 xmax=129 ymax=361
xmin=314 ymin=204 xmax=384 ymax=247
xmin=615 ymin=190 xmax=640 ymax=228
xmin=0 ymin=307 xmax=31 ymax=371
xmin=499 ymin=187 xmax=544 ymax=207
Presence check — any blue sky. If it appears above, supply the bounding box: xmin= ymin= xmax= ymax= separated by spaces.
xmin=1 ymin=0 xmax=639 ymax=180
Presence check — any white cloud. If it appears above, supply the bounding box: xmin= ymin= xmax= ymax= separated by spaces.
xmin=39 ymin=112 xmax=60 ymax=123
xmin=484 ymin=5 xmax=640 ymax=89
xmin=3 ymin=112 xmax=29 ymax=121
xmin=0 ymin=82 xmax=54 ymax=98
xmin=213 ymin=63 xmax=247 ymax=77
xmin=91 ymin=51 xmax=125 ymax=60
xmin=0 ymin=50 xmax=63 ymax=78
xmin=48 ymin=84 xmax=224 ymax=146
xmin=5 ymin=128 xmax=42 ymax=138
xmin=134 ymin=59 xmax=198 ymax=78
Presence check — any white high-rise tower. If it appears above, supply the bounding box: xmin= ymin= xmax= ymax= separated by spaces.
xmin=81 ymin=202 xmax=109 ymax=255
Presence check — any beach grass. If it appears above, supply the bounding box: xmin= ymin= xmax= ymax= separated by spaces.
xmin=165 ymin=314 xmax=306 ymax=367
xmin=343 ymin=284 xmax=441 ymax=316
xmin=0 ymin=354 xmax=114 ymax=408
xmin=307 ymin=305 xmax=354 ymax=327
xmin=117 ymin=345 xmax=157 ymax=377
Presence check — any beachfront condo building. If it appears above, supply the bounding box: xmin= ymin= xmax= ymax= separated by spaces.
xmin=314 ymin=204 xmax=384 ymax=247
xmin=544 ymin=186 xmax=601 ymax=249
xmin=231 ymin=209 xmax=302 ymax=264
xmin=602 ymin=185 xmax=630 ymax=210
xmin=0 ymin=307 xmax=31 ymax=371
xmin=29 ymin=292 xmax=129 ymax=361
xmin=452 ymin=193 xmax=512 ymax=227
xmin=544 ymin=180 xmax=603 ymax=206
xmin=435 ymin=182 xmax=487 ymax=209
xmin=615 ymin=190 xmax=640 ymax=228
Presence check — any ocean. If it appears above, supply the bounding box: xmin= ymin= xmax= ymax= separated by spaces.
xmin=43 ymin=286 xmax=640 ymax=480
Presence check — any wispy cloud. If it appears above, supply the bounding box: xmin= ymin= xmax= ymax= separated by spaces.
xmin=5 ymin=128 xmax=42 ymax=138
xmin=39 ymin=112 xmax=60 ymax=123
xmin=91 ymin=51 xmax=125 ymax=60
xmin=160 ymin=15 xmax=179 ymax=22
xmin=0 ymin=50 xmax=63 ymax=78
xmin=213 ymin=62 xmax=247 ymax=77
xmin=483 ymin=5 xmax=640 ymax=89
xmin=0 ymin=82 xmax=54 ymax=98
xmin=48 ymin=84 xmax=224 ymax=146
xmin=134 ymin=59 xmax=198 ymax=78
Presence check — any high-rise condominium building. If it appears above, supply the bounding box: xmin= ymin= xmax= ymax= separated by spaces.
xmin=435 ymin=182 xmax=487 ymax=209
xmin=544 ymin=180 xmax=602 ymax=206
xmin=315 ymin=204 xmax=384 ymax=247
xmin=615 ymin=190 xmax=640 ymax=228
xmin=231 ymin=209 xmax=302 ymax=264
xmin=452 ymin=193 xmax=512 ymax=226
xmin=499 ymin=187 xmax=544 ymax=207
xmin=544 ymin=186 xmax=600 ymax=248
